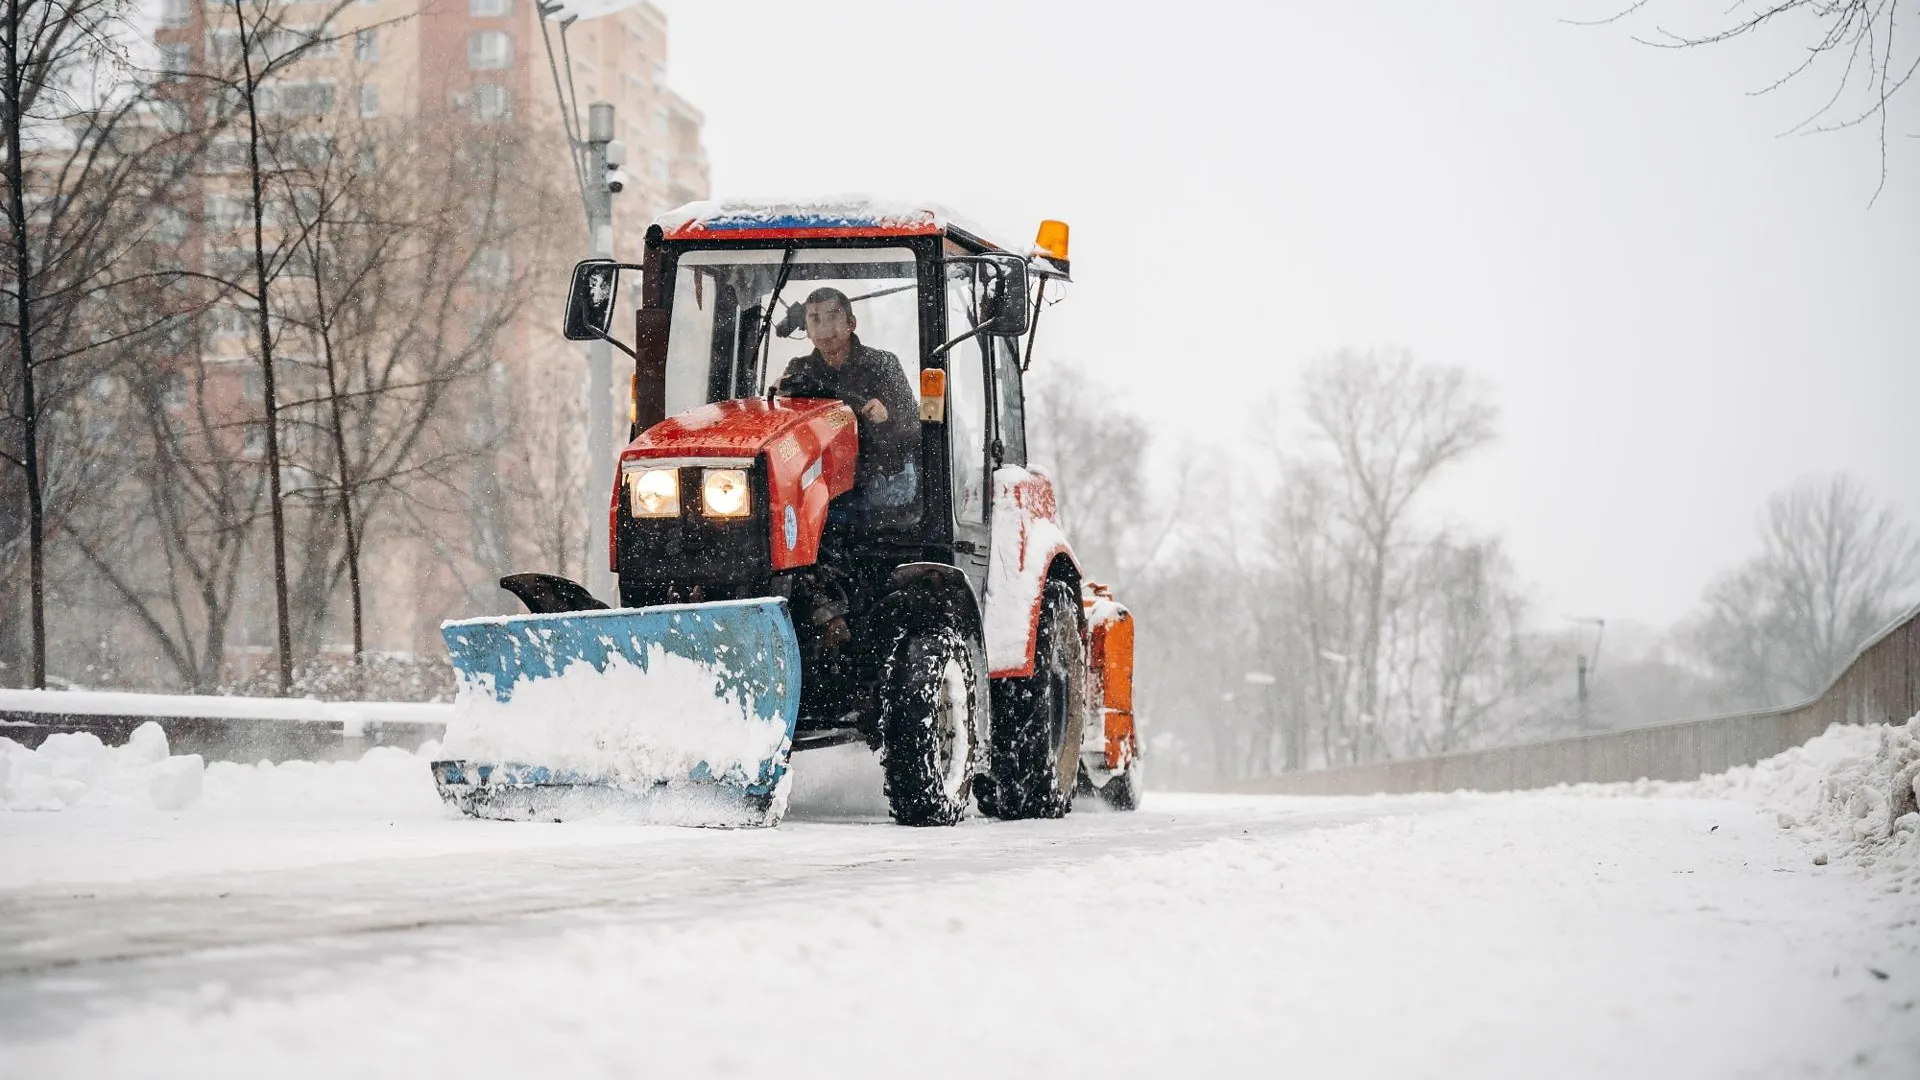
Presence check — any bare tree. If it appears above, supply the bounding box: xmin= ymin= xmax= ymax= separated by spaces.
xmin=271 ymin=109 xmax=563 ymax=665
xmin=1294 ymin=348 xmax=1498 ymax=762
xmin=0 ymin=0 xmax=180 ymax=686
xmin=1588 ymin=1 xmax=1918 ymax=196
xmin=63 ymin=332 xmax=268 ymax=690
xmin=1687 ymin=473 xmax=1919 ymax=708
xmin=1023 ymin=360 xmax=1189 ymax=583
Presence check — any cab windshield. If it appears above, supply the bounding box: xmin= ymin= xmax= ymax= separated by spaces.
xmin=662 ymin=246 xmax=922 ymax=417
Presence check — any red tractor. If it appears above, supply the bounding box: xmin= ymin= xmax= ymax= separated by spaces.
xmin=431 ymin=201 xmax=1139 ymax=827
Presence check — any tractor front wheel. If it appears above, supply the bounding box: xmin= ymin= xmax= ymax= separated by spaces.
xmin=878 ymin=621 xmax=979 ymax=826
xmin=978 ymin=580 xmax=1086 ymax=820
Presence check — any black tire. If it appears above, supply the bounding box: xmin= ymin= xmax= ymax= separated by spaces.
xmin=878 ymin=621 xmax=979 ymax=826
xmin=978 ymin=580 xmax=1086 ymax=820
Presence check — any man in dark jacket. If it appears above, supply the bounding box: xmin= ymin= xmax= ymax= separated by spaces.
xmin=776 ymin=287 xmax=920 ymax=512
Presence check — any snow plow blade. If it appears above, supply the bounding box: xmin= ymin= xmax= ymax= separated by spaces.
xmin=432 ymin=598 xmax=804 ymax=828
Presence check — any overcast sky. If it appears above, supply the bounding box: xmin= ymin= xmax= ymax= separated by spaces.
xmin=649 ymin=0 xmax=1917 ymax=628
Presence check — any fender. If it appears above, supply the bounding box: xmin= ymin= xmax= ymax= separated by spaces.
xmin=982 ymin=466 xmax=1082 ymax=679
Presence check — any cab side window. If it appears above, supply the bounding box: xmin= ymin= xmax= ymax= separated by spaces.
xmin=991 ymin=337 xmax=1026 ymax=467
xmin=944 ymin=261 xmax=990 ymax=525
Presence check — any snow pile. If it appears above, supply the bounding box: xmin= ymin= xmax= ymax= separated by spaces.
xmin=1 ymin=722 xmax=445 ymax=814
xmin=0 ymin=723 xmax=204 ymax=812
xmin=1582 ymin=714 xmax=1920 ymax=886
xmin=198 ymin=744 xmax=445 ymax=815
xmin=439 ymin=648 xmax=790 ymax=789
xmin=1699 ymin=715 xmax=1920 ymax=884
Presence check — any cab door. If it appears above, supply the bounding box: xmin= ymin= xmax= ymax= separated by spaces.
xmin=943 ymin=259 xmax=993 ymax=592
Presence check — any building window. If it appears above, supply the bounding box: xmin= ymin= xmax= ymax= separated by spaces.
xmin=206 ymin=137 xmax=248 ymax=173
xmin=159 ymin=42 xmax=192 ymax=81
xmin=160 ymin=371 xmax=189 ymax=410
xmin=156 ymin=99 xmax=191 ymax=134
xmin=207 ymin=28 xmax=238 ymax=64
xmin=468 ymin=30 xmax=511 ymax=70
xmin=355 ymin=29 xmax=377 ymax=62
xmin=281 ymin=133 xmax=336 ymax=168
xmin=153 ymin=207 xmax=190 ymax=246
xmin=470 ymin=0 xmax=510 ymax=15
xmin=470 ymin=246 xmax=511 ymax=288
xmin=471 ymin=84 xmax=511 ymax=122
xmin=259 ymin=80 xmax=335 ymax=116
xmin=358 ymin=83 xmax=379 ymax=117
xmin=307 ymin=25 xmax=339 ymax=59
xmin=160 ymin=0 xmax=192 ymax=28
xmin=209 ymin=305 xmax=251 ymax=338
xmin=204 ymin=193 xmax=247 ymax=232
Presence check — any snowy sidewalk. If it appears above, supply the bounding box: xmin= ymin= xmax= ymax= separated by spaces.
xmin=1 ymin=727 xmax=1917 ymax=1078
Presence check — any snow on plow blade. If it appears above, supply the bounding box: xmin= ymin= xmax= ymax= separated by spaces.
xmin=432 ymin=598 xmax=803 ymax=828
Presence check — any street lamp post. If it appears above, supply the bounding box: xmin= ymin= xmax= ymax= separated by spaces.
xmin=534 ymin=4 xmax=631 ymax=602
xmin=583 ymin=102 xmax=616 ymax=603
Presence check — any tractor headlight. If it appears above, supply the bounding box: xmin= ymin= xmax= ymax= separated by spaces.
xmin=626 ymin=467 xmax=680 ymax=518
xmin=701 ymin=468 xmax=751 ymax=518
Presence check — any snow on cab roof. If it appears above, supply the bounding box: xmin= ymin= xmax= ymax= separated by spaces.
xmin=655 ymin=197 xmax=1013 ymax=250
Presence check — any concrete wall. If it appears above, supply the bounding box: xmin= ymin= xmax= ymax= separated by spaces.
xmin=1222 ymin=604 xmax=1920 ymax=797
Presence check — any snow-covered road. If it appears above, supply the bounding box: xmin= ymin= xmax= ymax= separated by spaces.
xmin=2 ymin=733 xmax=1918 ymax=1079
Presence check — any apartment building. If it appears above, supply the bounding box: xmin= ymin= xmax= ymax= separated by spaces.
xmin=144 ymin=0 xmax=710 ymax=676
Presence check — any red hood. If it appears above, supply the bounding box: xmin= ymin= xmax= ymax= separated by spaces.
xmin=620 ymin=398 xmax=849 ymax=462
xmin=610 ymin=396 xmax=861 ymax=575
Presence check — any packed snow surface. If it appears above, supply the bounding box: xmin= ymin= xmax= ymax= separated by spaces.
xmin=1 ymin=719 xmax=1916 ymax=1077
xmin=440 ymin=647 xmax=789 ymax=788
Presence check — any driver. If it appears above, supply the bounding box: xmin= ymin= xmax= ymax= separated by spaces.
xmin=776 ymin=287 xmax=919 ymax=509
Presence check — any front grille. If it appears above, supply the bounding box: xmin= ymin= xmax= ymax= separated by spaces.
xmin=615 ymin=465 xmax=769 ymax=586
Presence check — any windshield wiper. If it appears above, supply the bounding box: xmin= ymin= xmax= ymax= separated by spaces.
xmin=756 ymin=246 xmax=798 ymax=379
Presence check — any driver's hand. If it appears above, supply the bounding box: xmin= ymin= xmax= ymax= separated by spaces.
xmin=860 ymin=399 xmax=889 ymax=423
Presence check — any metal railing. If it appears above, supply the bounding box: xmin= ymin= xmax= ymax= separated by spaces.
xmin=1220 ymin=603 xmax=1920 ymax=797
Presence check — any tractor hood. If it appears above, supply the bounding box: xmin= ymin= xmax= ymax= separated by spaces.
xmin=620 ymin=398 xmax=852 ymax=465
xmin=614 ymin=398 xmax=860 ymax=575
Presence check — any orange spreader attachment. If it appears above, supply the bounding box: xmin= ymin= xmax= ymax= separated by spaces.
xmin=1084 ymin=582 xmax=1136 ymax=772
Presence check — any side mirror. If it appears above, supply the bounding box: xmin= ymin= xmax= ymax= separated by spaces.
xmin=563 ymin=259 xmax=620 ymax=341
xmin=976 ymin=254 xmax=1029 ymax=337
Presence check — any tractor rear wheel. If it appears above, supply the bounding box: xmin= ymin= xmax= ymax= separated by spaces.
xmin=978 ymin=580 xmax=1086 ymax=820
xmin=878 ymin=621 xmax=979 ymax=826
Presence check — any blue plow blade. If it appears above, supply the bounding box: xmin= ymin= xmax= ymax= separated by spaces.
xmin=431 ymin=598 xmax=803 ymax=828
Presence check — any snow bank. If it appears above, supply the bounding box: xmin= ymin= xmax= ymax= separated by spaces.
xmin=1577 ymin=714 xmax=1920 ymax=887
xmin=0 ymin=687 xmax=451 ymax=730
xmin=438 ymin=648 xmax=790 ymax=789
xmin=1 ymin=724 xmax=204 ymax=812
xmin=1 ymin=721 xmax=443 ymax=814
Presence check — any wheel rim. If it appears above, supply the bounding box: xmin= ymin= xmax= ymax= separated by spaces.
xmin=1046 ymin=669 xmax=1070 ymax=756
xmin=933 ymin=657 xmax=971 ymax=801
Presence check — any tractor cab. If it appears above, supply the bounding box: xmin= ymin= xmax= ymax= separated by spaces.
xmin=564 ymin=201 xmax=1070 ymax=609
